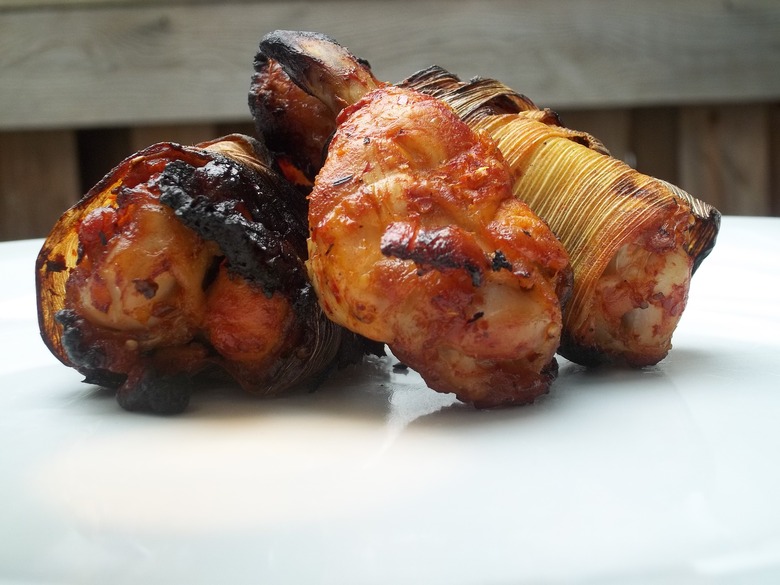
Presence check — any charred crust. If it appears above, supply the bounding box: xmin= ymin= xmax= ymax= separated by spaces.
xmin=157 ymin=156 xmax=309 ymax=300
xmin=56 ymin=308 xmax=191 ymax=413
xmin=557 ymin=338 xmax=608 ymax=367
xmin=332 ymin=174 xmax=353 ymax=186
xmin=258 ymin=30 xmax=352 ymax=97
xmin=55 ymin=309 xmax=104 ymax=371
xmin=467 ymin=311 xmax=485 ymax=324
xmin=491 ymin=250 xmax=512 ymax=271
xmin=115 ymin=372 xmax=191 ymax=415
xmin=380 ymin=224 xmax=484 ymax=287
xmin=133 ymin=278 xmax=159 ymax=299
xmin=690 ymin=208 xmax=721 ymax=274
xmin=45 ymin=256 xmax=67 ymax=273
xmin=55 ymin=309 xmax=127 ymax=389
xmin=81 ymin=368 xmax=128 ymax=390
xmin=201 ymin=255 xmax=223 ymax=291
xmin=464 ymin=264 xmax=483 ymax=288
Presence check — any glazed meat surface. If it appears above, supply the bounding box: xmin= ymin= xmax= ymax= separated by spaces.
xmin=306 ymin=86 xmax=572 ymax=407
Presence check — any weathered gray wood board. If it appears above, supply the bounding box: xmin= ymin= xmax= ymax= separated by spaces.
xmin=2 ymin=0 xmax=779 ymax=130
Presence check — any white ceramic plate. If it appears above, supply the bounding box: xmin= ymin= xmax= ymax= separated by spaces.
xmin=2 ymin=216 xmax=779 ymax=584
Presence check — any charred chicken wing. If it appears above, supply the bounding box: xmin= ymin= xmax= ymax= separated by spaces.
xmin=36 ymin=135 xmax=370 ymax=413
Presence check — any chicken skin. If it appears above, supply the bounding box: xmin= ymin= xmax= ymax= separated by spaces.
xmin=307 ymin=86 xmax=572 ymax=407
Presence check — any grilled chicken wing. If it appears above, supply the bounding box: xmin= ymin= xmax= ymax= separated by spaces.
xmin=36 ymin=134 xmax=370 ymax=413
xmin=307 ymin=85 xmax=571 ymax=406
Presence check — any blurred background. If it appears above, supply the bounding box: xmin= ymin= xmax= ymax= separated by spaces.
xmin=1 ymin=0 xmax=778 ymax=241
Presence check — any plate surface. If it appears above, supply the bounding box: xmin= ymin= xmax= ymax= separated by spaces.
xmin=2 ymin=216 xmax=779 ymax=584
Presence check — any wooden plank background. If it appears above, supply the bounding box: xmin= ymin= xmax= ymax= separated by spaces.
xmin=1 ymin=0 xmax=779 ymax=240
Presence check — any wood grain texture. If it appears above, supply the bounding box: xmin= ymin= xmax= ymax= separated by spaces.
xmin=555 ymin=107 xmax=681 ymax=188
xmin=0 ymin=130 xmax=80 ymax=240
xmin=630 ymin=107 xmax=679 ymax=187
xmin=128 ymin=124 xmax=219 ymax=153
xmin=2 ymin=0 xmax=779 ymax=130
xmin=556 ymin=109 xmax=633 ymax=164
xmin=771 ymin=104 xmax=780 ymax=217
xmin=679 ymin=104 xmax=771 ymax=216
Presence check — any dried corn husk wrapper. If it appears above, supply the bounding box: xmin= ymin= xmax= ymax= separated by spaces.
xmin=403 ymin=67 xmax=720 ymax=366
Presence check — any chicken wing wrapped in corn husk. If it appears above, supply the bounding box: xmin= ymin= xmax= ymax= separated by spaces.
xmin=254 ymin=31 xmax=573 ymax=407
xmin=36 ymin=134 xmax=373 ymax=413
xmin=401 ymin=66 xmax=720 ymax=367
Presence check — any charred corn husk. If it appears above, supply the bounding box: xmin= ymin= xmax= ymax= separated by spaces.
xmin=402 ymin=67 xmax=720 ymax=367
